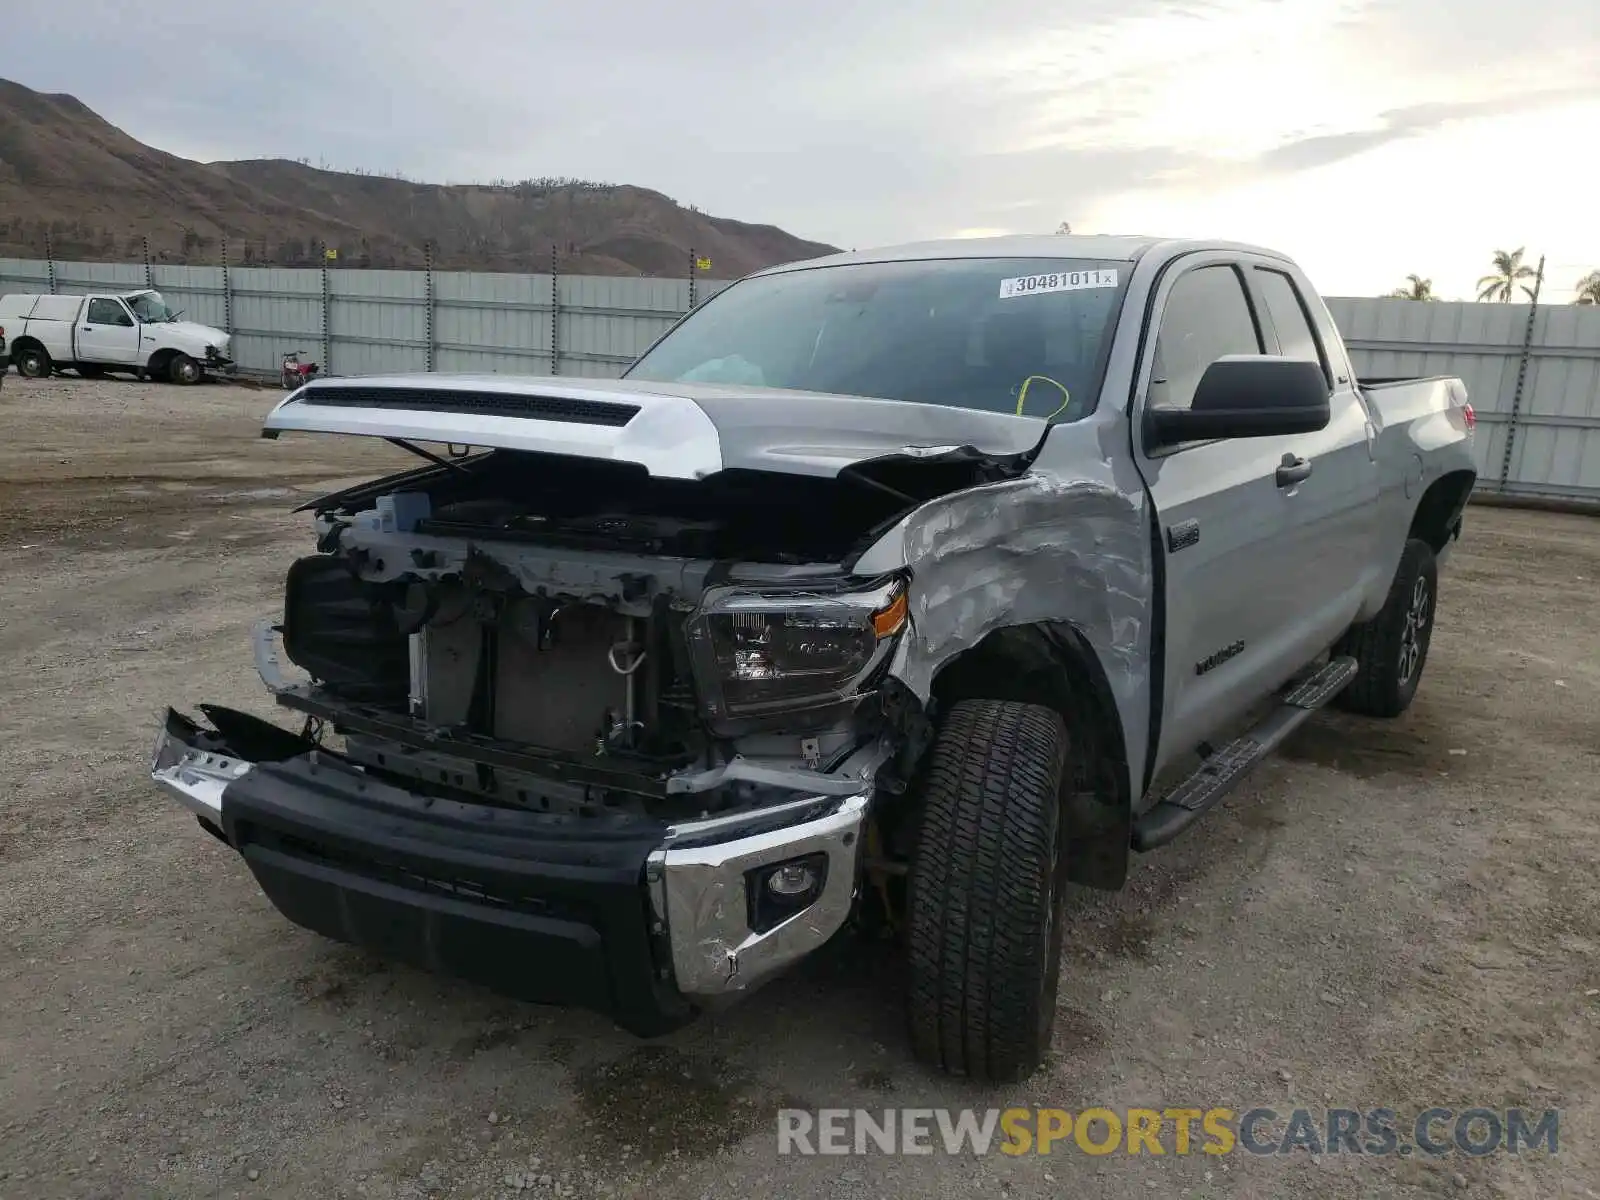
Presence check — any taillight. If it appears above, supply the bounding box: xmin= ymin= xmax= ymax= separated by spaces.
xmin=1462 ymin=403 xmax=1476 ymax=429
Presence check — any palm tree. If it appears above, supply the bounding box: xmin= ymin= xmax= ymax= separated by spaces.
xmin=1389 ymin=274 xmax=1435 ymax=300
xmin=1477 ymin=247 xmax=1538 ymax=302
xmin=1575 ymin=270 xmax=1600 ymax=306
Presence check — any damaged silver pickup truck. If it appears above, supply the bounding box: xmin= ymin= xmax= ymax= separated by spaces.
xmin=151 ymin=236 xmax=1477 ymax=1081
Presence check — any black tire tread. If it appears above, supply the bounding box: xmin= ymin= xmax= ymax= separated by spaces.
xmin=168 ymin=354 xmax=200 ymax=385
xmin=907 ymin=698 xmax=1068 ymax=1083
xmin=1334 ymin=537 xmax=1437 ymax=718
xmin=14 ymin=345 xmax=51 ymax=378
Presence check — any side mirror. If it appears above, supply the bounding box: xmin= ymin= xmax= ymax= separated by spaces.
xmin=1145 ymin=356 xmax=1330 ymax=448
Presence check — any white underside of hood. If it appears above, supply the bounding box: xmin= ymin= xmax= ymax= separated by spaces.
xmin=264 ymin=375 xmax=723 ymax=479
xmin=262 ymin=373 xmax=1047 ymax=481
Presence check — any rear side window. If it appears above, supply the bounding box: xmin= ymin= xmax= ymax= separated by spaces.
xmin=1253 ymin=268 xmax=1327 ymax=379
xmin=87 ymin=298 xmax=130 ymax=326
xmin=1149 ymin=265 xmax=1262 ymax=411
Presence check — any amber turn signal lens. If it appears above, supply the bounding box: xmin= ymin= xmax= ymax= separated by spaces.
xmin=871 ymin=590 xmax=908 ymax=638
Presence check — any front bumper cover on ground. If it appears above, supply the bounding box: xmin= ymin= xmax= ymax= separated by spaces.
xmin=150 ymin=708 xmax=868 ymax=1034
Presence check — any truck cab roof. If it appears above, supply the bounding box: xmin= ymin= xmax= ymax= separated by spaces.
xmin=753 ymin=234 xmax=1297 ymax=276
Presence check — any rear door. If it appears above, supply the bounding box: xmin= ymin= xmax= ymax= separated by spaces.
xmin=1132 ymin=254 xmax=1324 ymax=776
xmin=1242 ymin=261 xmax=1381 ymax=664
xmin=76 ymin=297 xmax=141 ymax=365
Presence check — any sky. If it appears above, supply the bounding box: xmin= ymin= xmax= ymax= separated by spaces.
xmin=9 ymin=0 xmax=1600 ymax=301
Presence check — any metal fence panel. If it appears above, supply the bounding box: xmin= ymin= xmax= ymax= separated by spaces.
xmin=329 ymin=270 xmax=429 ymax=378
xmin=148 ymin=264 xmax=228 ymax=330
xmin=51 ymin=260 xmax=151 ymax=291
xmin=0 ymin=259 xmax=52 ymax=291
xmin=558 ymin=274 xmax=688 ymax=371
xmin=3 ymin=254 xmax=1596 ymax=501
xmin=1326 ymin=296 xmax=1600 ymax=501
xmin=1526 ymin=306 xmax=1600 ymax=421
xmin=434 ymin=271 xmax=551 ymax=376
xmin=1508 ymin=305 xmax=1600 ymax=499
xmin=230 ymin=267 xmax=323 ymax=377
xmin=1326 ymin=297 xmax=1525 ymax=421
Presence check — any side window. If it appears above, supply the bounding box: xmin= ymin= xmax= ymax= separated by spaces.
xmin=1149 ymin=265 xmax=1261 ymax=411
xmin=1253 ymin=268 xmax=1328 ymax=380
xmin=87 ymin=298 xmax=131 ymax=326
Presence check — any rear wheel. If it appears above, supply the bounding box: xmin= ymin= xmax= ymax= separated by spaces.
xmin=906 ymin=698 xmax=1071 ymax=1083
xmin=167 ymin=353 xmax=201 ymax=385
xmin=13 ymin=345 xmax=50 ymax=378
xmin=1334 ymin=537 xmax=1438 ymax=717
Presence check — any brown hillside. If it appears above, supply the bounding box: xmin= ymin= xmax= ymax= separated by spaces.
xmin=0 ymin=78 xmax=838 ymax=276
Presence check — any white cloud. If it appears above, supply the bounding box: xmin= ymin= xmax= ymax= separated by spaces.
xmin=6 ymin=0 xmax=1598 ymax=296
xmin=1084 ymin=98 xmax=1600 ymax=301
xmin=947 ymin=227 xmax=1018 ymax=239
xmin=947 ymin=0 xmax=1375 ymax=159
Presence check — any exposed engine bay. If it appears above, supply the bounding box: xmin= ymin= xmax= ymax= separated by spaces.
xmin=270 ymin=446 xmax=1021 ymax=823
xmin=301 ymin=445 xmax=1020 ymax=563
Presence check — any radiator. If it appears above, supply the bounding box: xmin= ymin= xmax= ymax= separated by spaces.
xmin=408 ymin=603 xmax=632 ymax=754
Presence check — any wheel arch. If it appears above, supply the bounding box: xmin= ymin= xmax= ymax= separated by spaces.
xmin=929 ymin=620 xmax=1132 ymax=890
xmin=146 ymin=347 xmax=182 ymax=378
xmin=1409 ymin=469 xmax=1475 ymax=552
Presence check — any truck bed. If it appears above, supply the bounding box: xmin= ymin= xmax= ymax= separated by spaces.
xmin=1358 ymin=375 xmax=1471 ymax=433
xmin=1358 ymin=375 xmax=1459 ymax=389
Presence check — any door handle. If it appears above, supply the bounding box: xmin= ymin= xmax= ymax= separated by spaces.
xmin=82 ymin=326 xmax=93 ymax=332
xmin=1276 ymin=454 xmax=1313 ymax=488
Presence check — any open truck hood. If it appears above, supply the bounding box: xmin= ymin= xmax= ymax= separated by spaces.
xmin=262 ymin=375 xmax=1046 ymax=480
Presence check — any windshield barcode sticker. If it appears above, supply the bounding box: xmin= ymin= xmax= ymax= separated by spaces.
xmin=998 ymin=269 xmax=1118 ymax=299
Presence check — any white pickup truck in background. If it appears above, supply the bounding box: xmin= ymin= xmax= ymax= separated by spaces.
xmin=0 ymin=290 xmax=234 ymax=384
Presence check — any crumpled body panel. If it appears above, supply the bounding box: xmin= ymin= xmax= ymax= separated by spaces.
xmin=855 ymin=421 xmax=1155 ymax=799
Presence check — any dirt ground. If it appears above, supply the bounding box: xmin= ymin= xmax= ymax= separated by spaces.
xmin=1 ymin=374 xmax=1596 ymax=1200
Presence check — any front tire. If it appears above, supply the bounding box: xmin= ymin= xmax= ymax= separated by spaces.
xmin=1334 ymin=537 xmax=1438 ymax=717
xmin=14 ymin=345 xmax=51 ymax=378
xmin=168 ymin=353 xmax=201 ymax=385
xmin=906 ymin=698 xmax=1070 ymax=1083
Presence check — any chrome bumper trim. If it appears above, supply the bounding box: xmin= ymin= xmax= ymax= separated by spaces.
xmin=149 ymin=722 xmax=252 ymax=830
xmin=652 ymin=790 xmax=868 ymax=999
xmin=150 ymin=710 xmax=871 ymax=1002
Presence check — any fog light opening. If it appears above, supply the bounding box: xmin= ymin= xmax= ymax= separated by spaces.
xmin=767 ymin=861 xmax=820 ymax=897
xmin=746 ymin=852 xmax=829 ymax=933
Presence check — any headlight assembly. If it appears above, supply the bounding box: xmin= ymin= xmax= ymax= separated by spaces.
xmin=686 ymin=576 xmax=908 ymax=730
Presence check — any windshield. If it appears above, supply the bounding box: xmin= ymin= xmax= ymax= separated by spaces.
xmin=626 ymin=257 xmax=1129 ymax=422
xmin=126 ymin=292 xmax=175 ymax=323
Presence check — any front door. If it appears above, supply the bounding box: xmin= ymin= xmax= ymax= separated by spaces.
xmin=1132 ymin=255 xmax=1330 ymax=778
xmin=76 ymin=297 xmax=141 ymax=365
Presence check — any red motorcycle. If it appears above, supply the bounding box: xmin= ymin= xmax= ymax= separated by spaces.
xmin=281 ymin=350 xmax=320 ymax=390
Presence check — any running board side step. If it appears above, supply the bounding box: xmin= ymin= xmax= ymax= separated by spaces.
xmin=1131 ymin=655 xmax=1358 ymax=852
